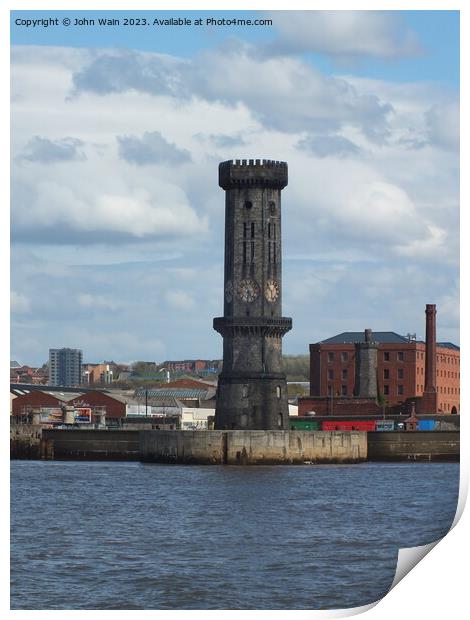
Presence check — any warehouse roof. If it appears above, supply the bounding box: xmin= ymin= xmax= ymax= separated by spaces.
xmin=436 ymin=342 xmax=460 ymax=351
xmin=9 ymin=389 xmax=84 ymax=402
xmin=318 ymin=332 xmax=459 ymax=349
xmin=319 ymin=331 xmax=411 ymax=344
xmin=134 ymin=388 xmax=211 ymax=399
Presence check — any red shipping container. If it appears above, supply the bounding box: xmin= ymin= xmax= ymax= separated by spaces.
xmin=321 ymin=420 xmax=376 ymax=432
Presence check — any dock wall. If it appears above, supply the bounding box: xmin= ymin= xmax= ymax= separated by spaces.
xmin=41 ymin=429 xmax=140 ymax=460
xmin=139 ymin=430 xmax=368 ymax=464
xmin=367 ymin=431 xmax=459 ymax=461
xmin=10 ymin=424 xmax=43 ymax=459
xmin=11 ymin=428 xmax=459 ymax=463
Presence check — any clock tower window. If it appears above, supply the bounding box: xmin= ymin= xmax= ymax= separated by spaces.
xmin=243 ymin=221 xmax=256 ymax=264
xmin=268 ymin=223 xmax=277 ymax=264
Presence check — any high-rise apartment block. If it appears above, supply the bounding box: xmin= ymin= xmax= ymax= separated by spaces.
xmin=48 ymin=348 xmax=83 ymax=387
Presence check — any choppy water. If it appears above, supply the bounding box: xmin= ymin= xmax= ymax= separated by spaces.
xmin=11 ymin=461 xmax=459 ymax=610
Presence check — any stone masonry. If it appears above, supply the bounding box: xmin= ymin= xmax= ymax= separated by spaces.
xmin=214 ymin=160 xmax=292 ymax=430
xmin=354 ymin=328 xmax=378 ymax=399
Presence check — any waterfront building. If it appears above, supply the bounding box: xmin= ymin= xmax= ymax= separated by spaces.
xmin=301 ymin=305 xmax=459 ymax=416
xmin=48 ymin=348 xmax=82 ymax=387
xmin=213 ymin=159 xmax=292 ymax=430
xmin=11 ymin=390 xmax=84 ymax=417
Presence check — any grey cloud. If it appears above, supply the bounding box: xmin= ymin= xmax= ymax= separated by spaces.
xmin=297 ymin=134 xmax=362 ymax=158
xmin=70 ymin=45 xmax=393 ymax=141
xmin=17 ymin=136 xmax=86 ymax=163
xmin=262 ymin=11 xmax=423 ymax=60
xmin=117 ymin=131 xmax=191 ymax=166
xmin=72 ymin=50 xmax=188 ymax=97
xmin=194 ymin=133 xmax=247 ymax=148
xmin=426 ymin=102 xmax=459 ymax=151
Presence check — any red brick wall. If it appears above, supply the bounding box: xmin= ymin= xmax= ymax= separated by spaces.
xmin=298 ymin=397 xmax=381 ymax=417
xmin=436 ymin=349 xmax=460 ymax=413
xmin=376 ymin=343 xmax=417 ymax=405
xmin=310 ymin=344 xmax=356 ymax=398
xmin=309 ymin=340 xmax=459 ymax=413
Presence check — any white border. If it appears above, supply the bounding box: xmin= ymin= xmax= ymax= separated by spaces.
xmin=4 ymin=1 xmax=466 ymax=618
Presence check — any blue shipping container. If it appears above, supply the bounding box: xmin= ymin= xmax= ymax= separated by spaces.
xmin=418 ymin=419 xmax=436 ymax=431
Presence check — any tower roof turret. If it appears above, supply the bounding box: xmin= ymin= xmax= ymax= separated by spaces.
xmin=219 ymin=159 xmax=288 ymax=189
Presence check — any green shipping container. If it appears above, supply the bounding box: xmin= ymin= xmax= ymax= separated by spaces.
xmin=289 ymin=418 xmax=320 ymax=431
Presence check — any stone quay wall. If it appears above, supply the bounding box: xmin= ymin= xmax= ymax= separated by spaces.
xmin=11 ymin=427 xmax=459 ymax=463
xmin=41 ymin=429 xmax=140 ymax=461
xmin=139 ymin=430 xmax=368 ymax=465
xmin=10 ymin=424 xmax=43 ymax=459
xmin=367 ymin=430 xmax=459 ymax=461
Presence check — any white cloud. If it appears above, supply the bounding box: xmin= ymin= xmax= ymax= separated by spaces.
xmin=395 ymin=225 xmax=448 ymax=259
xmin=67 ymin=44 xmax=393 ymax=138
xmin=77 ymin=293 xmax=121 ymax=311
xmin=11 ymin=291 xmax=31 ymax=314
xmin=12 ymin=151 xmax=208 ymax=243
xmin=165 ymin=290 xmax=196 ymax=311
xmin=10 ymin=40 xmax=459 ymax=362
xmin=265 ymin=11 xmax=422 ymax=59
xmin=426 ymin=101 xmax=460 ymax=151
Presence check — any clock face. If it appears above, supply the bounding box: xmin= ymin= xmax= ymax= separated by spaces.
xmin=265 ymin=279 xmax=279 ymax=303
xmin=225 ymin=280 xmax=234 ymax=303
xmin=236 ymin=279 xmax=259 ymax=303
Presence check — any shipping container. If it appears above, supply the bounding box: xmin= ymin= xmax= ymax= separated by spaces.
xmin=375 ymin=420 xmax=395 ymax=431
xmin=321 ymin=420 xmax=376 ymax=432
xmin=289 ymin=418 xmax=320 ymax=431
xmin=417 ymin=419 xmax=436 ymax=431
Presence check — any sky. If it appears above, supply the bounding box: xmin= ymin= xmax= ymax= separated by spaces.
xmin=10 ymin=9 xmax=460 ymax=366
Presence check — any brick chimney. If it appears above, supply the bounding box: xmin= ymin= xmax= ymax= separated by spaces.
xmin=424 ymin=304 xmax=437 ymax=393
xmin=420 ymin=304 xmax=438 ymax=414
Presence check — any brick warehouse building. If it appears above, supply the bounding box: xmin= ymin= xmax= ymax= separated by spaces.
xmin=299 ymin=306 xmax=459 ymax=416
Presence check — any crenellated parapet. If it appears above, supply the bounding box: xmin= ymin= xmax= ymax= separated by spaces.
xmin=219 ymin=159 xmax=288 ymax=189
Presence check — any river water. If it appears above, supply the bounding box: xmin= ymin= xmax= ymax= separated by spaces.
xmin=10 ymin=460 xmax=459 ymax=610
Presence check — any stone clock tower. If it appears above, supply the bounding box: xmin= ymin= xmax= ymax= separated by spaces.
xmin=213 ymin=159 xmax=292 ymax=430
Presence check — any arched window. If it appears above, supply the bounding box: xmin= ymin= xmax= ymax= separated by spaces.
xmin=276 ymin=385 xmax=281 ymax=399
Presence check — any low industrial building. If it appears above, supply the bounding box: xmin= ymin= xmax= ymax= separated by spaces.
xmin=11 ymin=390 xmax=84 ymax=417
xmin=181 ymin=408 xmax=215 ymax=430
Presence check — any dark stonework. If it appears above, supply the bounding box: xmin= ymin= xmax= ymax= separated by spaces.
xmin=354 ymin=329 xmax=378 ymax=399
xmin=213 ymin=159 xmax=292 ymax=430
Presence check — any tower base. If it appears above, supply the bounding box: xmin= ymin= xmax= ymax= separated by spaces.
xmin=215 ymin=374 xmax=290 ymax=430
